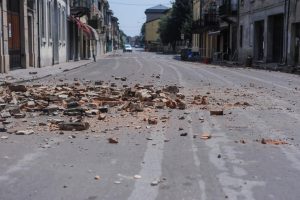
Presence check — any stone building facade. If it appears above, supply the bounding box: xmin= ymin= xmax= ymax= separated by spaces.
xmin=238 ymin=0 xmax=286 ymax=64
xmin=0 ymin=0 xmax=119 ymax=73
xmin=287 ymin=0 xmax=300 ymax=66
xmin=144 ymin=4 xmax=170 ymax=51
xmin=38 ymin=0 xmax=69 ymax=67
xmin=192 ymin=0 xmax=238 ymax=62
xmin=0 ymin=0 xmax=38 ymax=73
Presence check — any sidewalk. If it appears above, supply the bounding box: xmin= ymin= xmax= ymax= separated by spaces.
xmin=0 ymin=59 xmax=95 ymax=84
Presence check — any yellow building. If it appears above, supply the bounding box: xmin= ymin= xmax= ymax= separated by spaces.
xmin=145 ymin=19 xmax=161 ymax=43
xmin=144 ymin=4 xmax=169 ymax=51
xmin=192 ymin=0 xmax=220 ymax=62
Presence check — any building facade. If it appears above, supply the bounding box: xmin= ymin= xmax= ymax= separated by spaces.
xmin=287 ymin=0 xmax=300 ymax=67
xmin=0 ymin=0 xmax=119 ymax=73
xmin=238 ymin=0 xmax=286 ymax=64
xmin=144 ymin=4 xmax=169 ymax=51
xmin=192 ymin=0 xmax=238 ymax=62
xmin=68 ymin=0 xmax=118 ymax=60
xmin=0 ymin=0 xmax=38 ymax=73
xmin=38 ymin=0 xmax=69 ymax=67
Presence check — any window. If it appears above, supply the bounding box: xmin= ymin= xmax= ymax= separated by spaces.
xmin=58 ymin=6 xmax=61 ymax=42
xmin=48 ymin=1 xmax=52 ymax=42
xmin=40 ymin=0 xmax=46 ymax=39
xmin=62 ymin=9 xmax=66 ymax=42
xmin=240 ymin=25 xmax=243 ymax=47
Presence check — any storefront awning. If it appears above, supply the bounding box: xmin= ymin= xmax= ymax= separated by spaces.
xmin=68 ymin=16 xmax=97 ymax=40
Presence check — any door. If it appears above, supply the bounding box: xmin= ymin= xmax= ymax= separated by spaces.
xmin=28 ymin=15 xmax=33 ymax=66
xmin=272 ymin=14 xmax=284 ymax=62
xmin=254 ymin=20 xmax=264 ymax=61
xmin=294 ymin=24 xmax=300 ymax=65
xmin=7 ymin=0 xmax=21 ymax=69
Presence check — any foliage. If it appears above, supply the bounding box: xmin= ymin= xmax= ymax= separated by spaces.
xmin=140 ymin=23 xmax=146 ymax=44
xmin=158 ymin=0 xmax=193 ymax=45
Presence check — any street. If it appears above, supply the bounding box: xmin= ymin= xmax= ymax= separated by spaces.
xmin=1 ymin=50 xmax=300 ymax=200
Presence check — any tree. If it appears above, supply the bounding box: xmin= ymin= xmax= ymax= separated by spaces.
xmin=158 ymin=0 xmax=193 ymax=46
xmin=140 ymin=23 xmax=146 ymax=45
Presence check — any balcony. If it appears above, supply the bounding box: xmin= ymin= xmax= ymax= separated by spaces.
xmin=71 ymin=0 xmax=91 ymax=17
xmin=219 ymin=0 xmax=238 ymax=17
xmin=192 ymin=13 xmax=219 ymax=32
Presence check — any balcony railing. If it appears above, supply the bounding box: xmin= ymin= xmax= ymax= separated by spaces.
xmin=219 ymin=0 xmax=238 ymax=17
xmin=71 ymin=0 xmax=91 ymax=17
xmin=203 ymin=13 xmax=218 ymax=26
xmin=193 ymin=13 xmax=219 ymax=31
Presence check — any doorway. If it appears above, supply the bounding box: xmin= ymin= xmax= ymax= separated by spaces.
xmin=271 ymin=14 xmax=284 ymax=62
xmin=254 ymin=20 xmax=264 ymax=61
xmin=7 ymin=0 xmax=21 ymax=69
xmin=294 ymin=23 xmax=300 ymax=65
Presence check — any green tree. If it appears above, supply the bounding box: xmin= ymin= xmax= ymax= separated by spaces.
xmin=140 ymin=23 xmax=146 ymax=45
xmin=158 ymin=0 xmax=193 ymax=46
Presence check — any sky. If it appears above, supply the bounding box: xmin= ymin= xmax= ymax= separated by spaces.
xmin=108 ymin=0 xmax=173 ymax=37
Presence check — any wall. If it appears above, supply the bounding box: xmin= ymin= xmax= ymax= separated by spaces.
xmin=0 ymin=1 xmax=6 ymax=72
xmin=146 ymin=13 xmax=165 ymax=23
xmin=39 ymin=0 xmax=68 ymax=67
xmin=287 ymin=0 xmax=300 ymax=65
xmin=145 ymin=19 xmax=160 ymax=43
xmin=238 ymin=0 xmax=285 ymax=63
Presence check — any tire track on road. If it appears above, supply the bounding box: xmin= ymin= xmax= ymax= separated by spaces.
xmin=127 ymin=126 xmax=165 ymax=200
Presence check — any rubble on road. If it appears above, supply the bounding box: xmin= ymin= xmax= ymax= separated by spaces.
xmin=0 ymin=81 xmax=255 ymax=139
xmin=108 ymin=137 xmax=119 ymax=144
xmin=260 ymin=138 xmax=288 ymax=145
xmin=58 ymin=122 xmax=90 ymax=131
xmin=210 ymin=110 xmax=224 ymax=116
xmin=200 ymin=133 xmax=212 ymax=140
xmin=0 ymin=82 xmax=190 ymax=134
xmin=15 ymin=130 xmax=34 ymax=135
xmin=1 ymin=136 xmax=8 ymax=139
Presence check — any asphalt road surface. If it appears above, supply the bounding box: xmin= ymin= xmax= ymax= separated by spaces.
xmin=1 ymin=49 xmax=300 ymax=200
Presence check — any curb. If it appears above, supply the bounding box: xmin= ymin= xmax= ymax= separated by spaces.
xmin=6 ymin=61 xmax=94 ymax=84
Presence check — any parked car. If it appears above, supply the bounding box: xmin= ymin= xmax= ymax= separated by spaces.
xmin=123 ymin=44 xmax=133 ymax=52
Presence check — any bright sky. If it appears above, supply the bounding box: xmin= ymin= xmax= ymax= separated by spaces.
xmin=108 ymin=0 xmax=173 ymax=37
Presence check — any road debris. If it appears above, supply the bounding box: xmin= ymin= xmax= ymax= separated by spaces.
xmin=108 ymin=137 xmax=119 ymax=144
xmin=15 ymin=130 xmax=34 ymax=135
xmin=148 ymin=118 xmax=158 ymax=125
xmin=210 ymin=110 xmax=224 ymax=116
xmin=98 ymin=114 xmax=106 ymax=120
xmin=260 ymin=138 xmax=288 ymax=145
xmin=180 ymin=133 xmax=188 ymax=137
xmin=58 ymin=122 xmax=90 ymax=131
xmin=134 ymin=175 xmax=142 ymax=179
xmin=200 ymin=133 xmax=212 ymax=140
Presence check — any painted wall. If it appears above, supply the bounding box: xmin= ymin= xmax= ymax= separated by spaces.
xmin=238 ymin=0 xmax=285 ymax=63
xmin=145 ymin=19 xmax=160 ymax=43
xmin=39 ymin=0 xmax=68 ymax=67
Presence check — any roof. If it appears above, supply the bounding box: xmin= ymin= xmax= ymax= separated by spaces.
xmin=145 ymin=4 xmax=169 ymax=14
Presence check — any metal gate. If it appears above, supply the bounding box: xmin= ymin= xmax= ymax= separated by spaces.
xmin=7 ymin=0 xmax=21 ymax=69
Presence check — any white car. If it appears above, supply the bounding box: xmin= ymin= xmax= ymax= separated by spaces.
xmin=123 ymin=44 xmax=133 ymax=52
